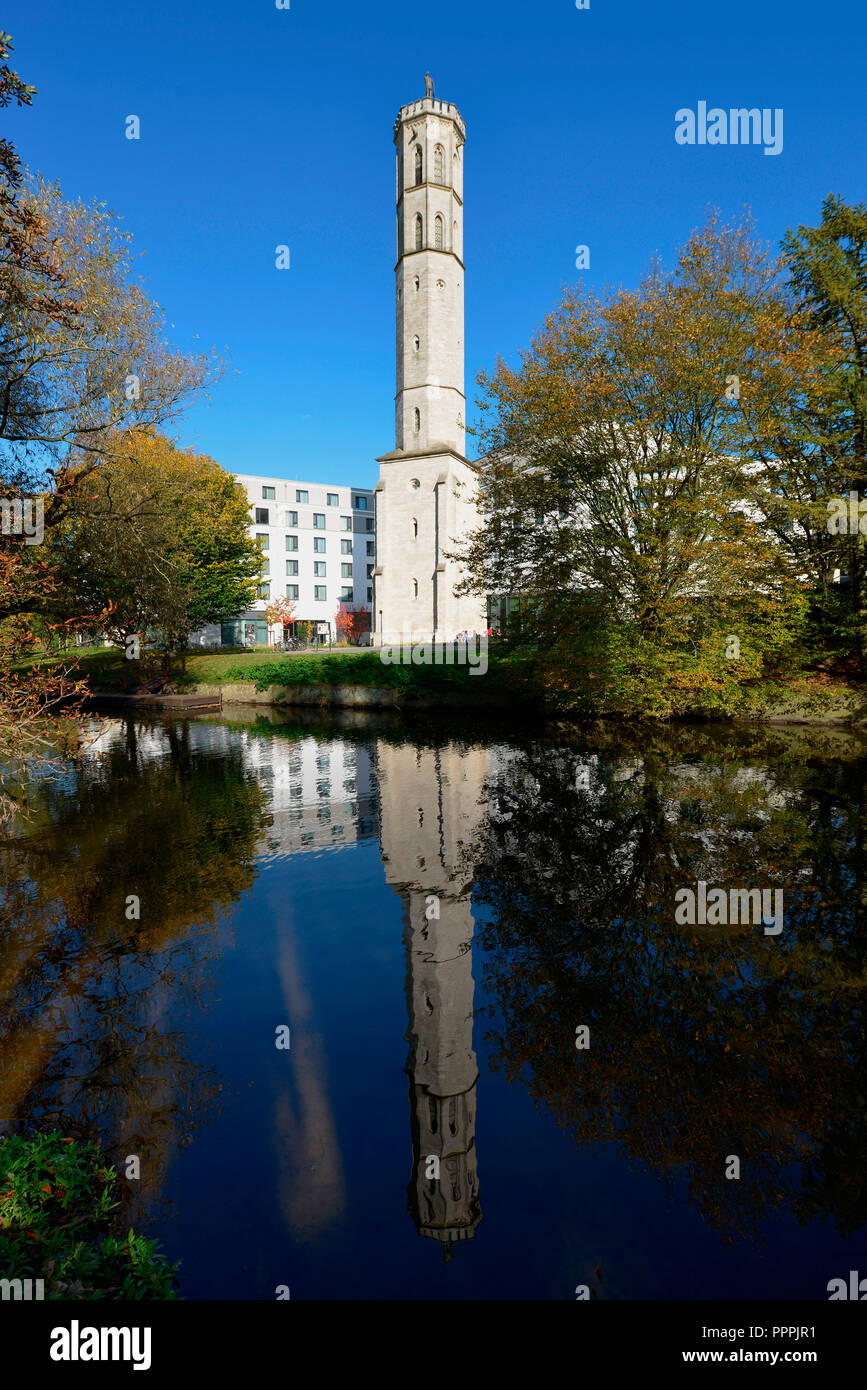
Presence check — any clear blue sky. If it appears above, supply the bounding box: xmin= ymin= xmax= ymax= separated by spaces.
xmin=5 ymin=0 xmax=865 ymax=487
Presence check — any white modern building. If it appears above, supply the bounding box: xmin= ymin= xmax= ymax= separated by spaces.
xmin=193 ymin=475 xmax=375 ymax=647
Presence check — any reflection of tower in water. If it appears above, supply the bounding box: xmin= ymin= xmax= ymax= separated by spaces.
xmin=376 ymin=742 xmax=487 ymax=1255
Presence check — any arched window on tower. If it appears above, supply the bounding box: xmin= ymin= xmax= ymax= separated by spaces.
xmin=413 ymin=335 xmax=419 ymax=352
xmin=412 ymin=578 xmax=419 ymax=599
xmin=413 ymin=408 xmax=420 ymax=433
xmin=414 ymin=276 xmax=420 ymax=291
xmin=433 ymin=145 xmax=444 ymax=183
xmin=414 ymin=147 xmax=422 ymax=186
xmin=434 ymin=215 xmax=443 ymax=250
xmin=412 ymin=517 xmax=418 ymax=538
xmin=415 ymin=214 xmax=423 ymax=251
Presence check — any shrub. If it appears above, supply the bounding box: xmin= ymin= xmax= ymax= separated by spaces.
xmin=0 ymin=1132 xmax=180 ymax=1299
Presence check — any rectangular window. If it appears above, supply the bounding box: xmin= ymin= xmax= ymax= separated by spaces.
xmin=255 ymin=508 xmax=269 ymax=524
xmin=285 ymin=534 xmax=298 ymax=551
xmin=366 ymin=541 xmax=375 ymax=556
xmin=327 ymin=493 xmax=339 ymax=507
xmin=367 ymin=587 xmax=373 ymax=603
xmin=341 ymin=563 xmax=353 ymax=578
xmin=313 ymin=537 xmax=326 ymax=553
xmin=286 ymin=584 xmax=299 ymax=600
xmin=355 ymin=496 xmax=368 ymax=510
xmin=313 ymin=513 xmax=326 ymax=529
xmin=262 ymin=486 xmax=276 ymax=500
xmin=341 ymin=539 xmax=352 ymax=555
xmin=366 ymin=564 xmax=373 ymax=578
xmin=296 ymin=489 xmax=308 ymax=504
xmin=340 ymin=586 xmax=353 ymax=600
xmin=285 ymin=510 xmax=297 ymax=527
xmin=257 ymin=583 xmax=270 ymax=600
xmin=341 ymin=515 xmax=352 ymax=531
xmin=286 ymin=559 xmax=298 ymax=576
xmin=314 ymin=561 xmax=326 ymax=578
xmin=314 ymin=585 xmax=326 ymax=602
xmin=255 ymin=532 xmax=269 ymax=550
xmin=365 ymin=518 xmax=374 ymax=532
xmin=261 ymin=559 xmax=270 ymax=575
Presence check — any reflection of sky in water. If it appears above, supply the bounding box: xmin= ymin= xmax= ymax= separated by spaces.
xmin=1 ymin=713 xmax=867 ymax=1299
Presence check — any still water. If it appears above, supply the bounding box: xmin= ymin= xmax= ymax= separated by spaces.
xmin=2 ymin=708 xmax=867 ymax=1300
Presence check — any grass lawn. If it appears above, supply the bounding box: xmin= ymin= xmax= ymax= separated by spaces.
xmin=13 ymin=643 xmax=530 ymax=695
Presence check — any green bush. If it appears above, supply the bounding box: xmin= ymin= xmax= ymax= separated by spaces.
xmin=0 ymin=1132 xmax=180 ymax=1299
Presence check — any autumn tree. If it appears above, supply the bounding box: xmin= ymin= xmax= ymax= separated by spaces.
xmin=457 ymin=214 xmax=822 ymax=708
xmin=335 ymin=601 xmax=370 ymax=644
xmin=264 ymin=595 xmax=297 ymax=636
xmin=45 ymin=431 xmax=262 ymax=672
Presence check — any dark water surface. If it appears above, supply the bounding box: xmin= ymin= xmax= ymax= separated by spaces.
xmin=2 ymin=707 xmax=867 ymax=1300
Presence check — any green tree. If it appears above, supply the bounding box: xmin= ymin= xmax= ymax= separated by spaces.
xmin=773 ymin=195 xmax=867 ymax=668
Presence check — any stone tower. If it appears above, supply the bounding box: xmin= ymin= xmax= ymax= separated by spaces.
xmin=373 ymin=78 xmax=486 ymax=645
xmin=376 ymin=740 xmax=486 ymax=1252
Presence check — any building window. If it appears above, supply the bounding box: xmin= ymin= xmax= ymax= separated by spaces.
xmin=313 ymin=512 xmax=326 ymax=528
xmin=341 ymin=562 xmax=353 ymax=578
xmin=285 ymin=534 xmax=298 ymax=551
xmin=286 ymin=559 xmax=298 ymax=576
xmin=261 ymin=559 xmax=270 ymax=575
xmin=314 ymin=561 xmax=326 ymax=577
xmin=367 ymin=587 xmax=373 ymax=603
xmin=414 ymin=408 xmax=420 ymax=433
xmin=314 ymin=585 xmax=327 ymax=601
xmin=413 ymin=335 xmax=419 ymax=352
xmin=366 ymin=564 xmax=374 ymax=578
xmin=255 ymin=532 xmax=269 ymax=549
xmin=412 ymin=517 xmax=418 ymax=538
xmin=414 ymin=147 xmax=422 ymax=185
xmin=415 ymin=214 xmax=423 ymax=251
xmin=434 ymin=214 xmax=443 ymax=250
xmin=341 ymin=515 xmax=352 ymax=531
xmin=412 ymin=578 xmax=418 ymax=599
xmin=262 ymin=486 xmax=276 ymax=500
xmin=286 ymin=584 xmax=299 ymax=600
xmin=365 ymin=518 xmax=374 ymax=532
xmin=341 ymin=538 xmax=353 ymax=555
xmin=285 ymin=509 xmax=297 ymax=527
xmin=313 ymin=536 xmax=326 ymax=553
xmin=258 ymin=583 xmax=270 ymax=600
xmin=296 ymin=489 xmax=308 ymax=504
xmin=434 ymin=145 xmax=444 ymax=183
xmin=366 ymin=540 xmax=374 ymax=555
xmin=355 ymin=496 xmax=367 ymax=510
xmin=327 ymin=493 xmax=339 ymax=507
xmin=340 ymin=586 xmax=353 ymax=600
xmin=255 ymin=507 xmax=269 ymax=524
xmin=414 ymin=275 xmax=420 ymax=291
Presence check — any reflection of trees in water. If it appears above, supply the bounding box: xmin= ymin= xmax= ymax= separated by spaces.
xmin=0 ymin=716 xmax=270 ymax=1225
xmin=473 ymin=732 xmax=867 ymax=1241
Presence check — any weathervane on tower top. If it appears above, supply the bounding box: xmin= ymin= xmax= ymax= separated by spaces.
xmin=424 ymin=72 xmax=434 ymax=99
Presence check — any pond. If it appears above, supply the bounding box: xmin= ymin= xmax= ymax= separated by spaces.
xmin=2 ymin=708 xmax=867 ymax=1300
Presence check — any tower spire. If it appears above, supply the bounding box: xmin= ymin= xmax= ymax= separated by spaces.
xmin=373 ymin=84 xmax=485 ymax=645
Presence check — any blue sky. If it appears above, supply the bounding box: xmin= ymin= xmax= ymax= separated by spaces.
xmin=5 ymin=0 xmax=865 ymax=486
